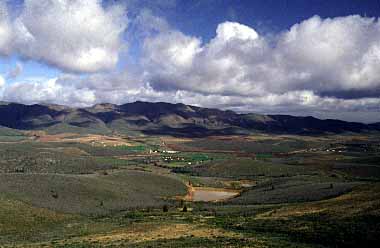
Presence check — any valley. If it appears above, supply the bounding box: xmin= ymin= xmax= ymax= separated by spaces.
xmin=0 ymin=121 xmax=379 ymax=247
xmin=1 ymin=0 xmax=379 ymax=246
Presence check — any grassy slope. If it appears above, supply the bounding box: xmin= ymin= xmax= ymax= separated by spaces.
xmin=2 ymin=183 xmax=378 ymax=247
xmin=232 ymin=179 xmax=362 ymax=204
xmin=44 ymin=123 xmax=111 ymax=135
xmin=0 ymin=126 xmax=23 ymax=136
xmin=214 ymin=183 xmax=380 ymax=247
xmin=0 ymin=126 xmax=26 ymax=142
xmin=0 ymin=141 xmax=152 ymax=174
xmin=0 ymin=171 xmax=187 ymax=215
xmin=0 ymin=197 xmax=119 ymax=245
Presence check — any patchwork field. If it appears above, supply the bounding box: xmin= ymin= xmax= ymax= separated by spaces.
xmin=0 ymin=132 xmax=379 ymax=247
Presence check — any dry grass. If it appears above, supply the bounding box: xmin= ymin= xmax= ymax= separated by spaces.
xmin=7 ymin=223 xmax=243 ymax=248
xmin=80 ymin=223 xmax=240 ymax=244
xmin=27 ymin=132 xmax=134 ymax=147
xmin=40 ymin=147 xmax=90 ymax=156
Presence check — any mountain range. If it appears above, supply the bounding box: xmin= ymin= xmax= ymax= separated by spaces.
xmin=0 ymin=101 xmax=378 ymax=137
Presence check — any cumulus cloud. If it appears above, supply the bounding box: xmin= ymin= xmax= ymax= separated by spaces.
xmin=0 ymin=75 xmax=5 ymax=88
xmin=1 ymin=77 xmax=96 ymax=107
xmin=142 ymin=21 xmax=268 ymax=95
xmin=0 ymin=10 xmax=379 ymax=122
xmin=277 ymin=15 xmax=380 ymax=94
xmin=0 ymin=74 xmax=5 ymax=100
xmin=0 ymin=0 xmax=127 ymax=73
xmin=2 ymin=73 xmax=379 ymax=122
xmin=0 ymin=2 xmax=12 ymax=55
xmin=142 ymin=30 xmax=203 ymax=90
xmin=142 ymin=15 xmax=380 ymax=99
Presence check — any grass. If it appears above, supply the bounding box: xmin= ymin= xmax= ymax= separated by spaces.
xmin=5 ymin=216 xmax=327 ymax=248
xmin=212 ymin=183 xmax=380 ymax=247
xmin=113 ymin=144 xmax=147 ymax=152
xmin=0 ymin=126 xmax=26 ymax=142
xmin=341 ymin=156 xmax=380 ymax=165
xmin=182 ymin=137 xmax=322 ymax=153
xmin=232 ymin=179 xmax=362 ymax=204
xmin=45 ymin=123 xmax=111 ymax=135
xmin=93 ymin=156 xmax=132 ymax=167
xmin=0 ymin=197 xmax=117 ymax=245
xmin=333 ymin=163 xmax=380 ymax=179
xmin=0 ymin=142 xmax=116 ymax=174
xmin=0 ymin=133 xmax=379 ymax=247
xmin=0 ymin=170 xmax=187 ymax=215
xmin=1 ymin=180 xmax=379 ymax=247
xmin=190 ymin=157 xmax=318 ymax=178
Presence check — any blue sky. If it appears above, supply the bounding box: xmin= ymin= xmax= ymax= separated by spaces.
xmin=3 ymin=0 xmax=380 ymax=75
xmin=0 ymin=0 xmax=380 ymax=122
xmin=124 ymin=0 xmax=380 ymax=39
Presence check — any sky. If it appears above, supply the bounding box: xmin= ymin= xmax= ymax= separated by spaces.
xmin=0 ymin=0 xmax=380 ymax=123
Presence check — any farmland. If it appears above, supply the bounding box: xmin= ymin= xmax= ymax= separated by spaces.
xmin=0 ymin=131 xmax=379 ymax=247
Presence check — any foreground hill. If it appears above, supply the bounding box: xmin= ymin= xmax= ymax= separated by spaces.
xmin=0 ymin=101 xmax=378 ymax=136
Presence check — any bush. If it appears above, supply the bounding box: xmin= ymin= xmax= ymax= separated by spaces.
xmin=182 ymin=205 xmax=188 ymax=212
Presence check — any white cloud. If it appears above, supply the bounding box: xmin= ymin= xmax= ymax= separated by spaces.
xmin=0 ymin=75 xmax=5 ymax=88
xmin=142 ymin=15 xmax=380 ymax=98
xmin=0 ymin=71 xmax=379 ymax=122
xmin=141 ymin=21 xmax=271 ymax=95
xmin=0 ymin=2 xmax=12 ymax=55
xmin=1 ymin=77 xmax=96 ymax=107
xmin=215 ymin=22 xmax=259 ymax=42
xmin=142 ymin=30 xmax=202 ymax=83
xmin=1 ymin=11 xmax=380 ymax=123
xmin=0 ymin=0 xmax=127 ymax=73
xmin=276 ymin=15 xmax=380 ymax=92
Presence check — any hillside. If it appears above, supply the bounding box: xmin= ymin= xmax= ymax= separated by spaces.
xmin=0 ymin=101 xmax=378 ymax=136
xmin=0 ymin=126 xmax=22 ymax=136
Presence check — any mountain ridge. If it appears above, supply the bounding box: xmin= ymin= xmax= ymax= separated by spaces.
xmin=0 ymin=101 xmax=378 ymax=136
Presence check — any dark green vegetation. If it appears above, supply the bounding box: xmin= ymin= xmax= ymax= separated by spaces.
xmin=0 ymin=116 xmax=379 ymax=247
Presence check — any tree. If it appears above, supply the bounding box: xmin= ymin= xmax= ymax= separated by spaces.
xmin=51 ymin=191 xmax=58 ymax=199
xmin=182 ymin=205 xmax=188 ymax=212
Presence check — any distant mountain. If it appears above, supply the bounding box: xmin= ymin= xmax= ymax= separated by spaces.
xmin=0 ymin=101 xmax=378 ymax=136
xmin=369 ymin=122 xmax=380 ymax=130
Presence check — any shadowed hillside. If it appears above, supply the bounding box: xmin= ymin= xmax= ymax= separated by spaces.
xmin=0 ymin=101 xmax=378 ymax=136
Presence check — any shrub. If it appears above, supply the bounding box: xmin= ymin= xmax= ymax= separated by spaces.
xmin=182 ymin=205 xmax=188 ymax=212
